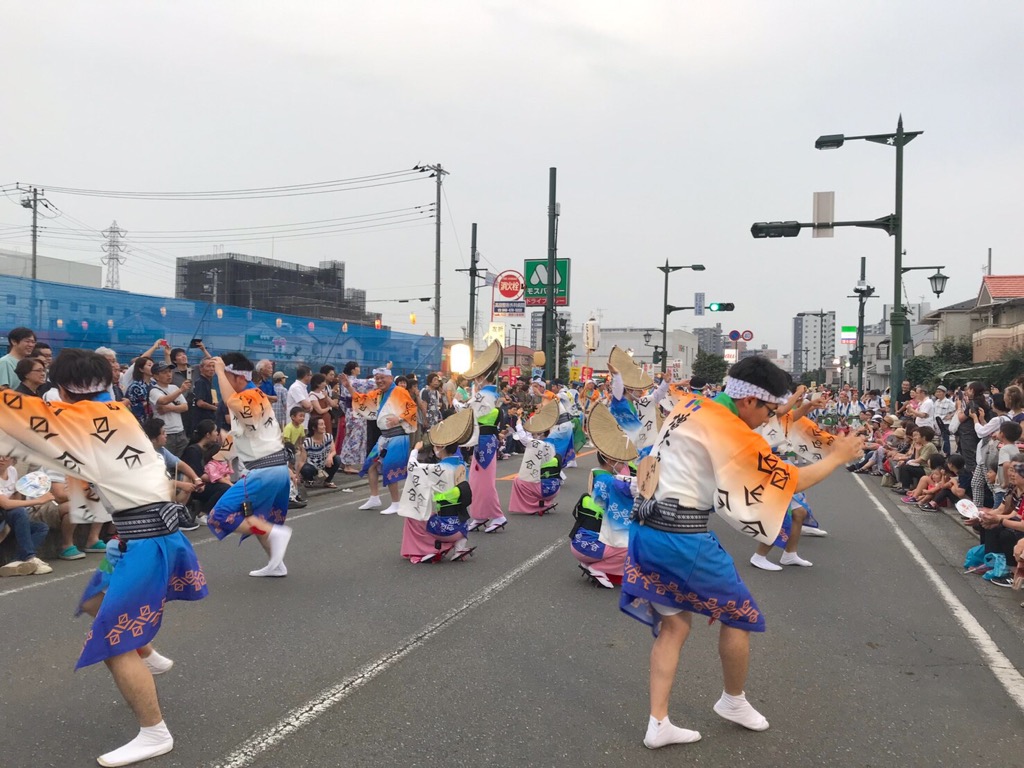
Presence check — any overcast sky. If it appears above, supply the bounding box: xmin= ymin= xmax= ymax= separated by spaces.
xmin=2 ymin=1 xmax=1021 ymax=357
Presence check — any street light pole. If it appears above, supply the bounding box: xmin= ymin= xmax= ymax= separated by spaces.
xmin=511 ymin=324 xmax=521 ymax=368
xmin=657 ymin=260 xmax=705 ymax=374
xmin=890 ymin=116 xmax=907 ymax=397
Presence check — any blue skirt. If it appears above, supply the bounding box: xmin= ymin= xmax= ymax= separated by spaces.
xmin=427 ymin=514 xmax=468 ymax=538
xmin=76 ymin=532 xmax=207 ymax=669
xmin=770 ymin=492 xmax=820 ymax=549
xmin=361 ymin=433 xmax=411 ymax=487
xmin=571 ymin=529 xmax=606 ymax=559
xmin=620 ymin=524 xmax=764 ymax=634
xmin=548 ymin=422 xmax=574 ymax=463
xmin=540 ymin=476 xmax=562 ymax=500
xmin=209 ymin=464 xmax=290 ymax=540
xmin=473 ymin=432 xmax=498 ymax=470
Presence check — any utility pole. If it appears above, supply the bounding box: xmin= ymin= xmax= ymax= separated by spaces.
xmin=19 ymin=186 xmax=43 ymax=280
xmin=415 ymin=163 xmax=448 ymax=338
xmin=455 ymin=223 xmax=482 ymax=347
xmin=101 ymin=221 xmax=128 ymax=290
xmin=544 ymin=168 xmax=558 ymax=379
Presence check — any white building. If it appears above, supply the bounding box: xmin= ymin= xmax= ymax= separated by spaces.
xmin=792 ymin=311 xmax=836 ymax=376
xmin=0 ymin=248 xmax=102 ymax=288
xmin=569 ymin=326 xmax=697 ymax=378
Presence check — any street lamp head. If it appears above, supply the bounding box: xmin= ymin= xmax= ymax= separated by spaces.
xmin=690 ymin=264 xmax=706 ymax=271
xmin=751 ymin=221 xmax=802 ymax=239
xmin=929 ymin=269 xmax=949 ymax=297
xmin=643 ymin=331 xmax=652 ymax=344
xmin=815 ymin=134 xmax=846 ymax=150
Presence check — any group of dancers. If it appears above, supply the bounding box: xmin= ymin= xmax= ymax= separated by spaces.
xmin=2 ymin=341 xmax=864 ymax=764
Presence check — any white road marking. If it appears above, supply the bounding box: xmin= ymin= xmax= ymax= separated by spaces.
xmin=0 ymin=497 xmax=365 ymax=599
xmin=854 ymin=474 xmax=1024 ymax=713
xmin=212 ymin=537 xmax=565 ymax=768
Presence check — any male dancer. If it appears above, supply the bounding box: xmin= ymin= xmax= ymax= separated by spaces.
xmin=206 ymin=353 xmax=293 ymax=578
xmin=464 ymin=342 xmax=506 ymax=533
xmin=345 ymin=366 xmax=418 ymax=515
xmin=620 ymin=356 xmax=862 ymax=748
xmin=0 ymin=349 xmax=207 ymax=767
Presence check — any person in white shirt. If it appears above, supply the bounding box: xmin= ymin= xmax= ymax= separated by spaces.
xmin=148 ymin=362 xmax=192 ymax=456
xmin=905 ymin=387 xmax=937 ymax=445
xmin=931 ymin=385 xmax=957 ymax=454
xmin=286 ymin=365 xmax=313 ymax=428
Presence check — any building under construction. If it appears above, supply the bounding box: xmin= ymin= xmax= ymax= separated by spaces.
xmin=175 ymin=253 xmax=380 ymax=326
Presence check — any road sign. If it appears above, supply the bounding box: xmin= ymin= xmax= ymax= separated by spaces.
xmin=694 ymin=292 xmax=705 ymax=316
xmin=841 ymin=325 xmax=858 ymax=345
xmin=728 ymin=330 xmax=741 ymax=341
xmin=523 ymin=258 xmax=571 ymax=307
xmin=492 ymin=269 xmax=525 ymax=317
xmin=741 ymin=330 xmax=753 ymax=342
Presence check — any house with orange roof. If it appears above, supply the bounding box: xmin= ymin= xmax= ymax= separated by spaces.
xmin=971 ymin=275 xmax=1024 ymax=362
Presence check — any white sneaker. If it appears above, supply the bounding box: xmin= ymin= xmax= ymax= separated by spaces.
xmin=142 ymin=650 xmax=174 ymax=675
xmin=780 ymin=552 xmax=813 ymax=567
xmin=379 ymin=503 xmax=400 ymax=515
xmin=26 ymin=557 xmax=52 ymax=575
xmin=802 ymin=527 xmax=828 ymax=537
xmin=249 ymin=562 xmax=288 ymax=577
xmin=0 ymin=560 xmax=37 ymax=576
xmin=196 ymin=514 xmax=209 ymax=526
xmin=358 ymin=496 xmax=381 ymax=510
xmin=749 ymin=554 xmax=782 ymax=572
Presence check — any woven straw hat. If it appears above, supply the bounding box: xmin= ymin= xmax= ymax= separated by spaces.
xmin=464 ymin=340 xmax=503 ymax=380
xmin=523 ymin=399 xmax=559 ymax=434
xmin=608 ymin=346 xmax=653 ymax=391
xmin=586 ymin=402 xmax=638 ymax=462
xmin=428 ymin=408 xmax=475 ymax=447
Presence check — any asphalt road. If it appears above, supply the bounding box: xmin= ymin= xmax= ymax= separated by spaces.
xmin=4 ymin=452 xmax=1024 ymax=768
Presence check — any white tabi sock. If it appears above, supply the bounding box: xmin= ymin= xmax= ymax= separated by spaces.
xmin=140 ymin=649 xmax=174 ymax=675
xmin=643 ymin=715 xmax=701 ymax=749
xmin=358 ymin=496 xmax=381 ymax=510
xmin=265 ymin=525 xmax=292 ymax=570
xmin=379 ymin=501 xmax=401 ymax=515
xmin=780 ymin=551 xmax=813 ymax=567
xmin=749 ymin=553 xmax=782 ymax=572
xmin=713 ymin=691 xmax=770 ymax=731
xmin=97 ymin=721 xmax=174 ymax=767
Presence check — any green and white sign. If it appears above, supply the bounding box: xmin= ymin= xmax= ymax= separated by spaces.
xmin=524 ymin=258 xmax=571 ymax=306
xmin=840 ymin=325 xmax=858 ymax=345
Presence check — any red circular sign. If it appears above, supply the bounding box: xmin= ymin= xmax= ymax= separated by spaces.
xmin=741 ymin=330 xmax=754 ymax=342
xmin=496 ymin=270 xmax=525 ymax=300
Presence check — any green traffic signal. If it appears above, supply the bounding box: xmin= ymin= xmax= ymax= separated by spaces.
xmin=652 ymin=349 xmax=662 ymax=364
xmin=708 ymin=302 xmax=735 ymax=312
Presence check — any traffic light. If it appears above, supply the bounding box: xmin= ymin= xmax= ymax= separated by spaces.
xmin=850 ymin=349 xmax=861 ymax=366
xmin=652 ymin=348 xmax=662 ymax=365
xmin=750 ymin=221 xmax=802 ymax=239
xmin=707 ymin=302 xmax=735 ymax=312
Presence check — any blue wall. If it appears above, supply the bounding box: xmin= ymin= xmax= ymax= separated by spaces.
xmin=0 ymin=275 xmax=443 ymax=377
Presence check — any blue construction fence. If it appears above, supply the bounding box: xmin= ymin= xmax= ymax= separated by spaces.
xmin=0 ymin=275 xmax=444 ymax=378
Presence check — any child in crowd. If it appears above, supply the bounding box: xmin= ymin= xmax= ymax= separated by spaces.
xmin=902 ymin=454 xmax=948 ymax=506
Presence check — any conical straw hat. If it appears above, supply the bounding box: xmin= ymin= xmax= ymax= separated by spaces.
xmin=464 ymin=340 xmax=503 ymax=380
xmin=585 ymin=402 xmax=638 ymax=462
xmin=609 ymin=346 xmax=653 ymax=391
xmin=427 ymin=408 xmax=475 ymax=447
xmin=523 ymin=399 xmax=559 ymax=434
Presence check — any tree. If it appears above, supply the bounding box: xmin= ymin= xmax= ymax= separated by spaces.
xmin=557 ymin=323 xmax=575 ymax=381
xmin=693 ymin=349 xmax=728 ymax=384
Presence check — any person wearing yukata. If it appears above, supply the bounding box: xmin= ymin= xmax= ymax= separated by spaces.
xmin=750 ymin=386 xmax=835 ymax=570
xmin=463 ymin=341 xmax=507 ymax=533
xmin=569 ymin=401 xmax=638 ymax=588
xmin=508 ymin=399 xmax=563 ymax=516
xmin=206 ymin=353 xmax=293 ymax=578
xmin=345 ymin=366 xmax=419 ymax=515
xmin=0 ymin=348 xmax=208 ymax=767
xmin=619 ymin=356 xmax=863 ymax=749
xmin=398 ymin=408 xmax=476 ymax=563
xmin=544 ymin=380 xmax=579 ymax=468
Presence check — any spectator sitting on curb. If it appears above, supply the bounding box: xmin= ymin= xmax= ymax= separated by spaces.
xmin=0 ymin=457 xmax=54 ymax=576
xmin=143 ymin=418 xmax=204 ymax=509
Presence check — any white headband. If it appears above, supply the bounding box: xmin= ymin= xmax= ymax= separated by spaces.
xmin=63 ymin=380 xmax=110 ymax=395
xmin=224 ymin=365 xmax=252 ymax=381
xmin=723 ymin=376 xmax=789 ymax=406
xmin=373 ymin=367 xmax=392 ymax=376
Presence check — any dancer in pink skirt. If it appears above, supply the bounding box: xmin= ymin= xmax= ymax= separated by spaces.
xmin=463 ymin=342 xmax=507 ymax=533
xmin=398 ymin=409 xmax=476 ymax=563
xmin=508 ymin=400 xmax=563 ymax=515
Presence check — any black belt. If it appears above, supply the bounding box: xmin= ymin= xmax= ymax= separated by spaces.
xmin=556 ymin=413 xmax=572 ymax=424
xmin=113 ymin=502 xmax=181 ymax=543
xmin=380 ymin=426 xmax=407 ymax=438
xmin=634 ymin=498 xmax=710 ymax=534
xmin=244 ymin=449 xmax=288 ymax=471
xmin=478 ymin=424 xmax=499 ymax=436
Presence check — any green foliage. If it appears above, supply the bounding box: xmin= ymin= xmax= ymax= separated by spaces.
xmin=693 ymin=349 xmax=728 ymax=384
xmin=995 ymin=345 xmax=1024 ymax=388
xmin=905 ymin=336 xmax=975 ymax=388
xmin=558 ymin=324 xmax=575 ymax=380
xmin=931 ymin=338 xmax=973 ymax=366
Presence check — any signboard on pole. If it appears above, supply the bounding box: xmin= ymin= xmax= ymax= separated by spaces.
xmin=840 ymin=325 xmax=858 ymax=345
xmin=523 ymin=258 xmax=571 ymax=307
xmin=694 ymin=292 xmax=705 ymax=316
xmin=581 ymin=366 xmax=594 ymax=381
xmin=492 ymin=270 xmax=525 ymax=317
xmin=484 ymin=322 xmax=506 ymax=345
xmin=569 ymin=365 xmax=581 ymax=382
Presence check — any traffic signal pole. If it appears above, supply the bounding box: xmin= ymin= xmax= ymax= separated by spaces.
xmin=545 ymin=168 xmax=558 ymax=379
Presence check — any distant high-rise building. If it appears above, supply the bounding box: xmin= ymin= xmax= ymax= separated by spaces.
xmin=175 ymin=253 xmax=380 ymax=326
xmin=530 ymin=310 xmax=571 ymax=350
xmin=694 ymin=323 xmax=725 ymax=356
xmin=792 ymin=311 xmax=836 ymax=376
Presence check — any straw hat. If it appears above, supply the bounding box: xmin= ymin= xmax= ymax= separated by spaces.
xmin=892 ymin=427 xmax=906 ymax=439
xmin=585 ymin=402 xmax=638 ymax=462
xmin=883 ymin=414 xmax=898 ymax=426
xmin=608 ymin=346 xmax=653 ymax=391
xmin=523 ymin=399 xmax=559 ymax=434
xmin=464 ymin=340 xmax=503 ymax=380
xmin=427 ymin=408 xmax=475 ymax=448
